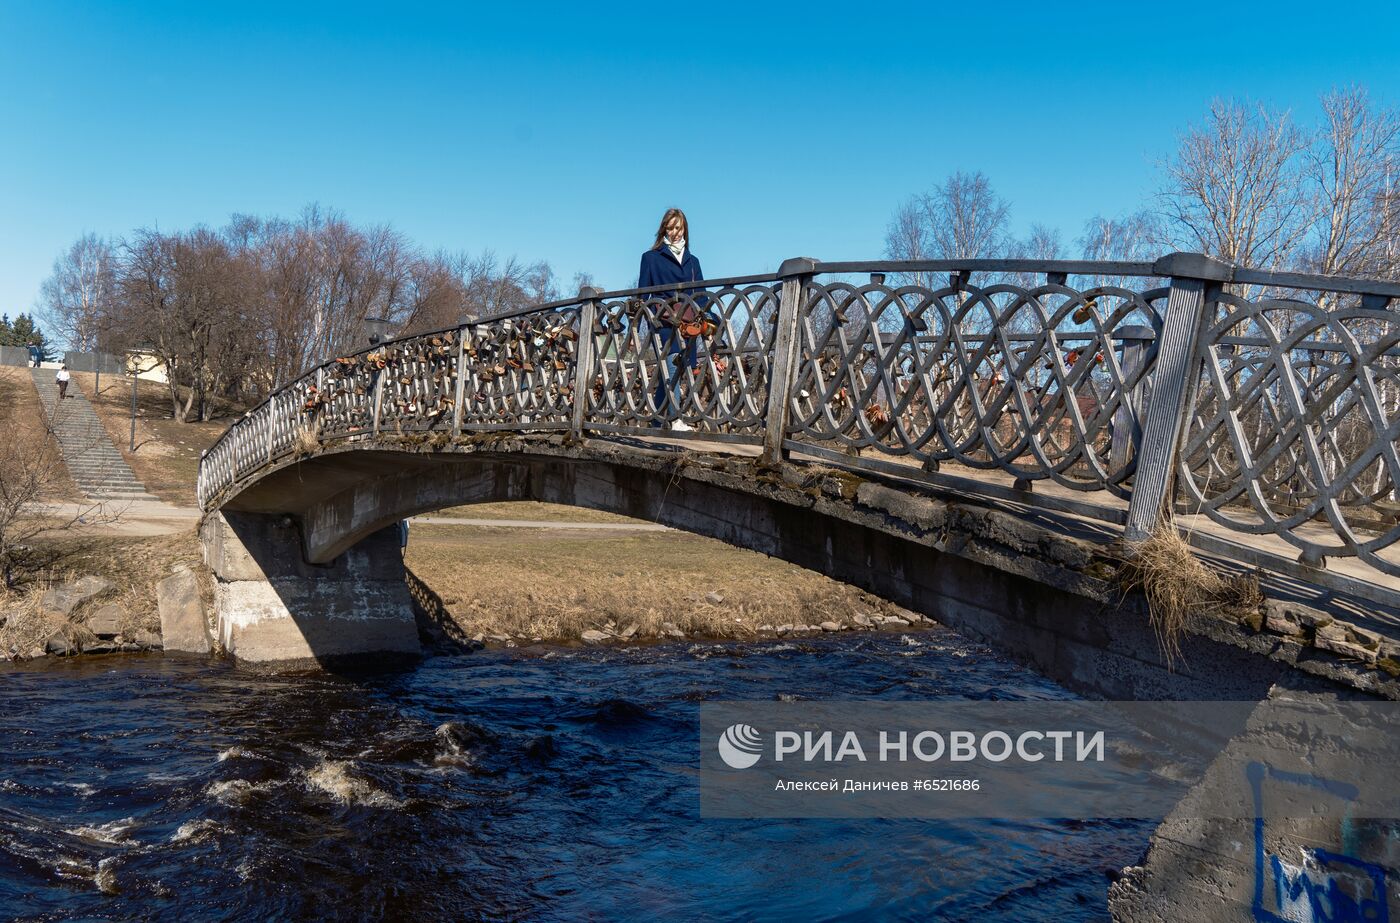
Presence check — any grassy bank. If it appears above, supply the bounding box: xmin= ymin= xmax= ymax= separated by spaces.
xmin=404 ymin=518 xmax=921 ymax=643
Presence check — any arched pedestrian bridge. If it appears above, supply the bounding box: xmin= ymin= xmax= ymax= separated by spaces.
xmin=199 ymin=253 xmax=1400 ymax=689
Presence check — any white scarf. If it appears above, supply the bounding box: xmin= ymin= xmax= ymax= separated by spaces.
xmin=666 ymin=237 xmax=686 ymax=262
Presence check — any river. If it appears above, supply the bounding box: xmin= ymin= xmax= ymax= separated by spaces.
xmin=1 ymin=626 xmax=1152 ymax=921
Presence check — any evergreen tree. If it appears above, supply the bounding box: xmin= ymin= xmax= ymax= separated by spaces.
xmin=0 ymin=313 xmax=55 ymax=360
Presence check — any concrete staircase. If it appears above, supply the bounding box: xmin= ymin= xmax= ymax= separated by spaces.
xmin=31 ymin=369 xmax=156 ymax=501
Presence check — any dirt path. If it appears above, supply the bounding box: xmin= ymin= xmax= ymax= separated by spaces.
xmin=26 ymin=500 xmax=199 ymax=537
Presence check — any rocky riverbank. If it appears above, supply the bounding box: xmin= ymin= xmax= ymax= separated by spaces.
xmin=2 ymin=575 xmax=162 ymax=662
xmin=1 ymin=531 xmax=209 ymax=664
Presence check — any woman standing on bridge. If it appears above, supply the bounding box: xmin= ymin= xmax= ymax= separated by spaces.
xmin=639 ymin=208 xmax=713 ymax=431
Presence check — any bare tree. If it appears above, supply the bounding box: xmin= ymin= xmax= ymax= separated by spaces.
xmin=1080 ymin=211 xmax=1163 ymax=264
xmin=1303 ymin=86 xmax=1400 ymax=281
xmin=39 ymin=233 xmax=115 ymax=353
xmin=883 ymin=197 xmax=936 ymax=286
xmin=1158 ymin=99 xmax=1311 ymax=268
xmin=886 ymin=171 xmax=1011 ymax=261
xmin=1077 ymin=210 xmax=1166 ymax=288
xmin=1003 ymin=224 xmax=1064 ymax=290
xmin=0 ymin=411 xmax=114 ymax=590
xmin=884 ymin=170 xmax=1011 ymax=292
xmin=54 ymin=206 xmax=588 ymax=415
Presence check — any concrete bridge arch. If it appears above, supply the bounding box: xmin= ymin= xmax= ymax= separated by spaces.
xmin=203 ymin=434 xmax=1286 ymax=705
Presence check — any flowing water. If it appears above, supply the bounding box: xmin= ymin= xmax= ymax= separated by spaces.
xmin=1 ymin=627 xmax=1152 ymax=921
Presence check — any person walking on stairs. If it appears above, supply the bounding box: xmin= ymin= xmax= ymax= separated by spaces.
xmin=55 ymin=364 xmax=70 ymax=400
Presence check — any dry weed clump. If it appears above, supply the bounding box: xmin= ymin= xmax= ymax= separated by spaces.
xmin=1118 ymin=526 xmax=1263 ymax=663
xmin=294 ymin=424 xmax=322 ymax=458
xmin=53 ymin=530 xmax=205 ymax=627
xmin=0 ymin=586 xmax=73 ymax=658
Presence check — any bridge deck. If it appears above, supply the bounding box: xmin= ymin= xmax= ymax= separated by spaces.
xmin=621 ymin=434 xmax=1400 ymax=641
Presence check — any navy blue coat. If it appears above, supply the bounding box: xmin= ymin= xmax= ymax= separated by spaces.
xmin=638 ymin=246 xmax=703 ymax=291
xmin=638 ymin=246 xmax=708 ymax=310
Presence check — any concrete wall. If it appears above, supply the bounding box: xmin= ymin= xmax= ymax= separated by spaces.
xmin=63 ymin=350 xmax=125 ymax=375
xmin=0 ymin=345 xmax=34 ymax=367
xmin=1109 ymin=675 xmax=1400 ymax=921
xmin=201 ymin=510 xmax=420 ymax=670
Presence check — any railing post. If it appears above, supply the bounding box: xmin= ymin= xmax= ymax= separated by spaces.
xmin=1123 ymin=252 xmax=1233 ymax=542
xmin=1110 ymin=325 xmax=1155 ymax=474
xmin=265 ymin=402 xmax=275 ymax=463
xmin=370 ymin=363 xmax=385 ymax=436
xmin=451 ymin=325 xmax=468 ymax=437
xmin=761 ymin=258 xmax=818 ymax=465
xmin=571 ymin=288 xmax=602 ymax=440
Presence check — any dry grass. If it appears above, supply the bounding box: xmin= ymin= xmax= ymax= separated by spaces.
xmin=294 ymin=424 xmax=321 ymax=458
xmin=405 ymin=523 xmax=904 ymax=642
xmin=44 ymin=529 xmax=205 ymax=624
xmin=0 ymin=529 xmax=205 ymax=655
xmin=0 ymin=586 xmax=74 ymax=657
xmin=1118 ymin=526 xmax=1264 ymax=663
xmin=73 ymin=371 xmax=230 ymax=507
xmin=427 ymin=501 xmax=635 ymax=524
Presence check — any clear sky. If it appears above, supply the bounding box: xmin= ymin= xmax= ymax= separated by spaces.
xmin=3 ymin=0 xmax=1399 ymax=319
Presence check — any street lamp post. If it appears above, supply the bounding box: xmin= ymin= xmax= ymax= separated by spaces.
xmin=125 ymin=348 xmax=149 ymax=452
xmin=129 ymin=366 xmax=138 ymax=452
xmin=364 ymin=316 xmax=393 ymax=347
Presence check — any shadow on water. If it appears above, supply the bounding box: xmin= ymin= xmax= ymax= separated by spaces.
xmin=0 ymin=630 xmax=1153 ymax=921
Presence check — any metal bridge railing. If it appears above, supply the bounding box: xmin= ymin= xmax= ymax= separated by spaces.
xmin=197 ymin=253 xmax=1400 ymax=593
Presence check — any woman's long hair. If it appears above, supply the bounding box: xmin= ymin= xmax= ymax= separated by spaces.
xmin=651 ymin=208 xmax=689 ymax=250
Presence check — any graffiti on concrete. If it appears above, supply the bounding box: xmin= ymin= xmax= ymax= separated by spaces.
xmin=1249 ymin=762 xmax=1387 ymax=923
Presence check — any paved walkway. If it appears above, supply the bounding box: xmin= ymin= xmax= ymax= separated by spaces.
xmin=27 ymin=499 xmax=199 ymax=537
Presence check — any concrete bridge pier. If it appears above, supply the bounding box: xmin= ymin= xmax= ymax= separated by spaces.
xmin=200 ymin=511 xmax=420 ymax=669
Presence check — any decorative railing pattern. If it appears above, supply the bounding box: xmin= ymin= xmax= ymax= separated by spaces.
xmin=787 ymin=275 xmax=1166 ymax=498
xmin=198 ymin=253 xmax=1400 ymax=587
xmin=584 ymin=279 xmax=781 ymax=437
xmin=1181 ymin=285 xmax=1400 ymax=577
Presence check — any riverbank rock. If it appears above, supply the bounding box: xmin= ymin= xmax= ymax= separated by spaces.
xmin=157 ymin=567 xmax=210 ymax=655
xmin=820 ymin=621 xmax=841 ymax=632
xmin=41 ymin=576 xmax=114 ymax=617
xmin=86 ymin=604 xmax=125 ymax=639
xmin=132 ymin=629 xmax=162 ymax=650
xmin=44 ymin=632 xmax=76 ymax=656
xmin=580 ymin=629 xmax=610 ymax=644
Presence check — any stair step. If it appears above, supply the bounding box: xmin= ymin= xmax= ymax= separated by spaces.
xmin=30 ymin=371 xmax=153 ymax=499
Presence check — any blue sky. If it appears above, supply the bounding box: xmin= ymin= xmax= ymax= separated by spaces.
xmin=3 ymin=1 xmax=1399 ymax=320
